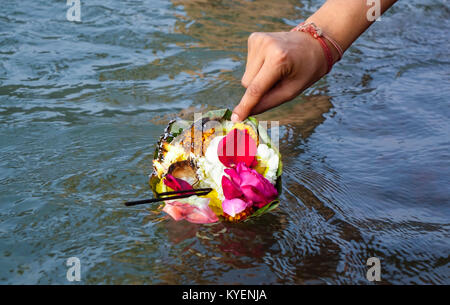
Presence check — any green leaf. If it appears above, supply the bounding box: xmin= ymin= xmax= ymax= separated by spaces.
xmin=198 ymin=108 xmax=231 ymax=122
xmin=247 ymin=116 xmax=258 ymax=125
xmin=170 ymin=119 xmax=191 ymax=138
xmin=275 ymin=176 xmax=282 ymax=195
xmin=221 ymin=109 xmax=233 ymax=121
xmin=149 ymin=173 xmax=161 ymax=196
xmin=276 ymin=158 xmax=283 ymax=178
xmin=249 ymin=200 xmax=280 ymax=218
xmin=266 ymin=201 xmax=280 ymax=212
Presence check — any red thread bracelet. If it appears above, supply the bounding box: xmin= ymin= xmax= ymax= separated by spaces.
xmin=290 ymin=22 xmax=343 ymax=74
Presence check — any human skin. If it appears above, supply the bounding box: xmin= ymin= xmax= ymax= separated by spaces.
xmin=231 ymin=0 xmax=398 ymax=122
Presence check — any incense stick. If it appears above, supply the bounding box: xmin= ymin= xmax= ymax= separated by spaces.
xmin=124 ymin=188 xmax=212 ymax=207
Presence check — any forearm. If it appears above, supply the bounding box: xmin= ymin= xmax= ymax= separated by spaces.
xmin=306 ymin=0 xmax=397 ymax=54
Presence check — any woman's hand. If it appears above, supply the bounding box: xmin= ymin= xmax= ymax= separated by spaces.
xmin=231 ymin=0 xmax=398 ymax=122
xmin=231 ymin=31 xmax=331 ymax=122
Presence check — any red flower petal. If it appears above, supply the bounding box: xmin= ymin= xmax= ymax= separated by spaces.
xmin=163 ymin=174 xmax=193 ymax=192
xmin=217 ymin=128 xmax=256 ymax=168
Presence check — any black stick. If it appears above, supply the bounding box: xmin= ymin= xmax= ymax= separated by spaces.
xmin=156 ymin=188 xmax=212 ymax=197
xmin=124 ymin=189 xmax=212 ymax=207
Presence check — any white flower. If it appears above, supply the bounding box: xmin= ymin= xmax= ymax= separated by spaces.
xmin=196 ymin=135 xmax=226 ymax=200
xmin=256 ymin=144 xmax=279 ymax=184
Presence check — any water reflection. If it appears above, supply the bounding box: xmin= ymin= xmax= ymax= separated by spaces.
xmin=254 ymin=95 xmax=333 ymax=139
xmin=172 ymin=0 xmax=304 ymax=49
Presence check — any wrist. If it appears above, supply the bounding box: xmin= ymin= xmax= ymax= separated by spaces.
xmin=305 ymin=15 xmax=352 ymax=53
xmin=290 ymin=22 xmax=342 ymax=73
xmin=322 ymin=34 xmax=342 ymax=65
xmin=301 ymin=18 xmax=345 ymax=64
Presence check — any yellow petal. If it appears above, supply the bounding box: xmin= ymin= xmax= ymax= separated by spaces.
xmin=230 ymin=122 xmax=259 ymax=146
xmin=203 ymin=189 xmax=223 ymax=216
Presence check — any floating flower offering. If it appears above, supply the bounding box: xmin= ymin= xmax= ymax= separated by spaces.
xmin=149 ymin=109 xmax=282 ymax=223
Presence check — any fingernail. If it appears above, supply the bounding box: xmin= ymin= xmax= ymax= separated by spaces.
xmin=231 ymin=113 xmax=240 ymax=123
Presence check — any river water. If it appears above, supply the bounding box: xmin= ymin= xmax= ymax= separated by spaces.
xmin=0 ymin=0 xmax=449 ymax=284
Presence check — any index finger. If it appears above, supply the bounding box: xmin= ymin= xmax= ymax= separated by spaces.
xmin=232 ymin=62 xmax=281 ymax=122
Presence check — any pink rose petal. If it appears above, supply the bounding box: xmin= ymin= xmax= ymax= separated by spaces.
xmin=222 ymin=198 xmax=249 ymax=217
xmin=222 ymin=162 xmax=278 ymax=209
xmin=222 ymin=176 xmax=243 ymax=200
xmin=162 ymin=201 xmax=194 ymax=221
xmin=224 ymin=168 xmax=241 ymax=185
xmin=162 ymin=198 xmax=219 ymax=224
xmin=240 ymin=185 xmax=266 ymax=204
xmin=185 ymin=208 xmax=219 ymax=224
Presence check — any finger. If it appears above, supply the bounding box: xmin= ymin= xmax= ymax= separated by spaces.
xmin=232 ymin=62 xmax=281 ymax=122
xmin=250 ymin=80 xmax=300 ymax=115
xmin=242 ymin=57 xmax=264 ymax=88
xmin=241 ymin=36 xmax=265 ymax=88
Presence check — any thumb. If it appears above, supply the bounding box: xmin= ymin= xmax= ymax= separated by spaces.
xmin=232 ymin=62 xmax=280 ymax=122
